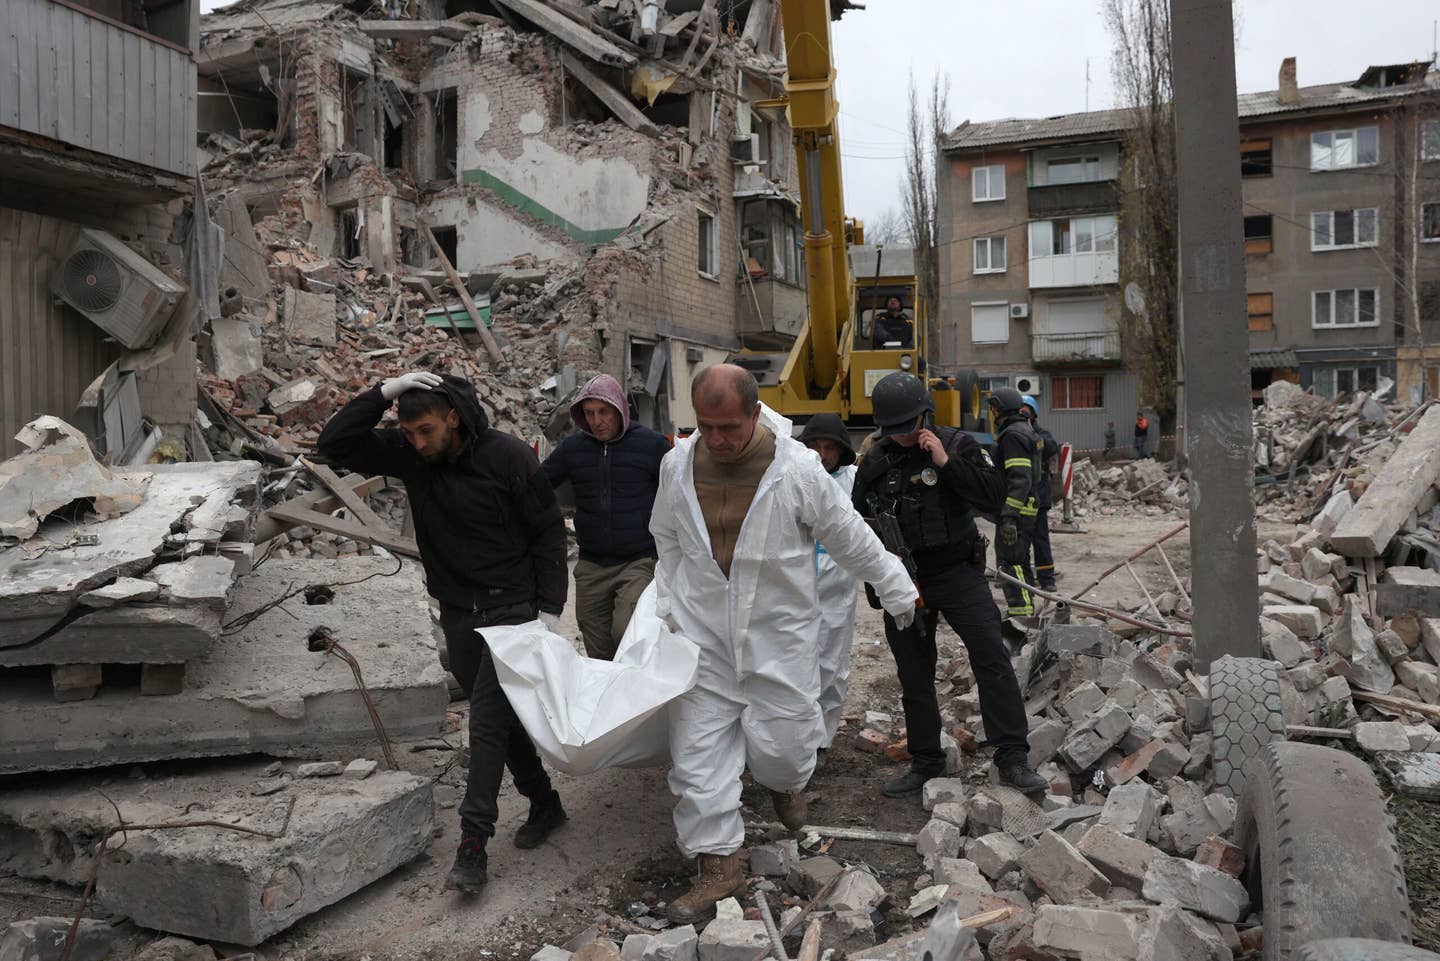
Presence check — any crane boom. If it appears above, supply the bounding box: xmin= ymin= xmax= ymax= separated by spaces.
xmin=777 ymin=0 xmax=851 ymax=392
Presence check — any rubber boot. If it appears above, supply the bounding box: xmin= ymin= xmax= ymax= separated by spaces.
xmin=665 ymin=852 xmax=747 ymax=924
xmin=769 ymin=789 xmax=808 ymax=831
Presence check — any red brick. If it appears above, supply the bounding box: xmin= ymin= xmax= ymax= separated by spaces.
xmin=853 ymin=729 xmax=889 ymax=754
xmin=1194 ymin=835 xmax=1246 ymax=877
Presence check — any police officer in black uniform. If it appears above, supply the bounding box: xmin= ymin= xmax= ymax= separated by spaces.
xmin=1022 ymin=395 xmax=1059 ymax=591
xmin=991 ymin=387 xmax=1041 ymax=619
xmin=853 ymin=373 xmax=1046 ymax=797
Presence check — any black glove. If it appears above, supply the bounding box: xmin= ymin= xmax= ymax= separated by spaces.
xmin=998 ymin=519 xmax=1019 ymax=548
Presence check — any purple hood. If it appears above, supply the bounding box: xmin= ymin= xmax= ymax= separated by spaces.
xmin=570 ymin=374 xmax=631 ymax=436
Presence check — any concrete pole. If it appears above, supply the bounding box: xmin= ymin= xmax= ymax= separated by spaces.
xmin=1170 ymin=0 xmax=1261 ymax=669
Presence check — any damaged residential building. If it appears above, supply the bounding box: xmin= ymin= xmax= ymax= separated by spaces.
xmin=196 ymin=0 xmax=807 ymax=433
xmin=0 ymin=0 xmax=203 ymax=458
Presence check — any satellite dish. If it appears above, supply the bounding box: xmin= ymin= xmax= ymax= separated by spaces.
xmin=1124 ymin=282 xmax=1148 ymax=319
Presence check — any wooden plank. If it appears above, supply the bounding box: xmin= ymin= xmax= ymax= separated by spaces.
xmin=1331 ymin=406 xmax=1440 ymax=557
xmin=1286 ymin=724 xmax=1355 ymax=740
xmin=421 ymin=225 xmax=505 ymax=367
xmin=299 ymin=458 xmax=393 ymax=533
xmin=492 ymin=0 xmax=636 ymax=67
xmin=558 ymin=51 xmax=660 ymax=137
xmin=264 ymin=503 xmax=420 ymax=558
xmin=659 ymin=9 xmax=699 ymax=36
xmin=254 ymin=474 xmax=385 ymax=543
xmin=1352 ymin=690 xmax=1440 ymax=721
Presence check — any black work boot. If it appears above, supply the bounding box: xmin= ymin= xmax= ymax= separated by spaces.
xmin=881 ymin=767 xmax=941 ymax=798
xmin=514 ymin=793 xmax=567 ymax=849
xmin=999 ymin=763 xmax=1049 ymax=796
xmin=446 ymin=837 xmax=488 ymax=893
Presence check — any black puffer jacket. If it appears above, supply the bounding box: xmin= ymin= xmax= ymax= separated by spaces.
xmin=316 ymin=376 xmax=568 ymax=614
xmin=543 ymin=426 xmax=671 ymax=566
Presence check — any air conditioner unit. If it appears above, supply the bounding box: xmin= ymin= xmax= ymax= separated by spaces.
xmin=1013 ymin=372 xmax=1043 ymax=396
xmin=51 ymin=228 xmax=186 ymax=349
xmin=1009 ymin=303 xmax=1030 ymax=320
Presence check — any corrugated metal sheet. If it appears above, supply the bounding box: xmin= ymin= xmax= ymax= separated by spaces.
xmin=0 ymin=208 xmax=121 ymax=458
xmin=0 ymin=0 xmax=196 ymax=178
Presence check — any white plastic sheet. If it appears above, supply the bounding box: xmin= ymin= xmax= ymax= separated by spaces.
xmin=485 ymin=582 xmax=699 ymax=774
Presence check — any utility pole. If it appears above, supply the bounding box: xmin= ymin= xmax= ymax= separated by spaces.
xmin=1170 ymin=0 xmax=1260 ymax=670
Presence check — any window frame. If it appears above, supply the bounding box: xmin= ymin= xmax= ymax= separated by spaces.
xmin=972 ymin=164 xmax=1006 ymax=203
xmin=1310 ymin=126 xmax=1380 ymax=171
xmin=1313 ymin=364 xmax=1380 ymax=399
xmin=969 ymin=301 xmax=1010 ymax=345
xmin=1422 ymin=119 xmax=1440 ymax=162
xmin=1046 ymin=155 xmax=1102 ymax=185
xmin=973 ymin=236 xmax=1007 ymax=274
xmin=1240 ymin=138 xmax=1274 ymax=178
xmin=1310 ymin=207 xmax=1379 ymax=251
xmin=1051 ymin=374 xmax=1105 ymax=411
xmin=697 ymin=208 xmax=719 ymax=280
xmin=1311 ymin=287 xmax=1380 ymax=329
xmin=1422 ymin=202 xmax=1440 ymax=244
xmin=1028 ymin=214 xmax=1117 ymax=259
xmin=1243 ymin=214 xmax=1274 ymax=254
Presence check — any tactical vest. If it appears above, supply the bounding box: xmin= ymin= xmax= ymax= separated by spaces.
xmin=862 ymin=427 xmax=979 ymax=554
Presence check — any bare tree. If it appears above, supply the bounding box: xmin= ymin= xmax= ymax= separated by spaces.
xmin=865 ymin=208 xmax=907 ymax=246
xmin=900 ymin=71 xmax=950 ymax=354
xmin=1104 ymin=0 xmax=1178 ymax=424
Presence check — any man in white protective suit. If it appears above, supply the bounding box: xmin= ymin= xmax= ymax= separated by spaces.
xmin=796 ymin=412 xmax=861 ymax=767
xmin=651 ymin=364 xmax=918 ymax=924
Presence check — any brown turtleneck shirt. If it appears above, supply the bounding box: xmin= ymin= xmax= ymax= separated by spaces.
xmin=691 ymin=425 xmax=776 ymax=577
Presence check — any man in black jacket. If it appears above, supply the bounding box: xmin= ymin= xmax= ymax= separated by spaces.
xmin=871 ymin=296 xmax=915 ymax=349
xmin=317 ymin=371 xmax=569 ymax=895
xmin=543 ymin=373 xmax=670 ymax=659
xmin=853 ymin=374 xmax=1044 ymax=798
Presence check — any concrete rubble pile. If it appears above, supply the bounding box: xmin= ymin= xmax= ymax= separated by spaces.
xmin=0 ymin=416 xmax=447 ymax=947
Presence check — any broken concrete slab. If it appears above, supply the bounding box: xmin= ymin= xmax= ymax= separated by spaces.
xmin=1136 ymin=904 xmax=1230 ymax=961
xmin=749 ymin=840 xmax=798 ymax=877
xmin=1060 ymin=701 xmax=1133 ymax=770
xmin=0 ymin=461 xmax=259 ymax=651
xmin=78 ymin=577 xmax=160 ymax=607
xmin=1078 ymin=825 xmax=1162 ymax=891
xmin=1020 ymin=830 xmax=1111 ymax=904
xmin=1261 ymin=605 xmax=1323 ymax=639
xmin=282 ymin=285 xmax=338 ymax=347
xmin=208 ymin=316 xmax=264 ymax=381
xmin=0 ymin=416 xmax=147 ymax=541
xmin=966 ymin=833 xmax=1026 ymax=880
xmin=1331 ymin=405 xmax=1440 ymax=557
xmin=920 ymin=778 xmax=967 ymax=811
xmin=1041 ymin=624 xmax=1119 ymax=657
xmin=1141 ymin=856 xmax=1248 ymax=923
xmin=1378 ymin=567 xmax=1440 ymax=619
xmin=0 ymin=917 xmax=128 ymax=961
xmin=1332 ymin=599 xmax=1395 ymax=693
xmin=0 ymin=603 xmax=221 ymax=669
xmin=1260 ymin=617 xmax=1312 ymax=668
xmin=1099 ymin=782 xmax=1160 ymax=840
xmin=917 ymin=819 xmax=963 ymax=866
xmin=1032 ymin=904 xmax=1150 ymax=961
xmin=217 ymin=192 xmax=271 ymax=301
xmin=1354 ymin=721 xmax=1412 ymax=753
xmin=824 ymin=869 xmax=887 ymax=912
xmin=696 ymin=920 xmax=768 ymax=961
xmin=0 ymin=557 xmax=448 ymax=774
xmin=0 ymin=759 xmax=432 ymax=948
xmin=1376 ymin=752 xmax=1440 ymax=799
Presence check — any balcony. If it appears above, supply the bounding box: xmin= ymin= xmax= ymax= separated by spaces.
xmin=1031 ymin=330 xmax=1123 ymax=366
xmin=1028 ymin=250 xmax=1119 ymax=289
xmin=1028 ymin=180 xmax=1120 ymax=218
xmin=737 ymin=277 xmax=807 ymax=346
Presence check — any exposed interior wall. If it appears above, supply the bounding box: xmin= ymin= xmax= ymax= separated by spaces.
xmin=425 ymin=193 xmax=579 ymax=268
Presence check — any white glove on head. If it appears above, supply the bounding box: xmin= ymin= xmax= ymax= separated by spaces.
xmin=538 ymin=611 xmax=562 ymax=632
xmin=893 ymin=606 xmax=917 ymax=631
xmin=381 ymin=371 xmax=444 ymax=401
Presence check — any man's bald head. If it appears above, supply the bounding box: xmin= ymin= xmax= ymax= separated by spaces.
xmin=692 ymin=364 xmax=761 ymax=462
xmin=691 ymin=364 xmax=758 ymax=414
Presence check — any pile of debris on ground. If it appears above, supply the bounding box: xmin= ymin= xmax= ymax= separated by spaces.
xmin=0 ymin=415 xmax=449 ymax=953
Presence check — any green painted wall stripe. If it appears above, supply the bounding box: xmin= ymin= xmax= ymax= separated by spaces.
xmin=461 ymin=169 xmax=628 ymax=245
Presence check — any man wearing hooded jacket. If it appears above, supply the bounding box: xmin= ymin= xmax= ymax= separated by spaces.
xmin=317 ymin=371 xmax=568 ymax=895
xmin=651 ymin=364 xmax=917 ymax=924
xmin=543 ymin=374 xmax=671 ymax=660
xmin=797 ymin=413 xmax=860 ymax=758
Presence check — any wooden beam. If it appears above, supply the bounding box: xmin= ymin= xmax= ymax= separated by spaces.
xmin=264 ymin=503 xmax=420 ymax=558
xmin=559 ymin=52 xmax=661 ymax=137
xmin=254 ymin=475 xmax=386 ymax=543
xmin=492 ymin=0 xmax=637 ymax=67
xmin=1330 ymin=405 xmax=1440 ymax=557
xmin=421 ymin=225 xmax=506 ymax=368
xmin=1352 ymin=689 xmax=1440 ymax=721
xmin=1286 ymin=724 xmax=1355 ymax=740
xmin=300 ymin=458 xmax=393 ymax=533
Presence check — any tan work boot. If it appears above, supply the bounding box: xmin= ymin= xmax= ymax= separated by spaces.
xmin=770 ymin=789 xmax=808 ymax=831
xmin=665 ymin=852 xmax=747 ymax=924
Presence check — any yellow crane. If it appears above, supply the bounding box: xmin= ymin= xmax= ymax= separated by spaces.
xmin=731 ymin=0 xmax=982 ymax=433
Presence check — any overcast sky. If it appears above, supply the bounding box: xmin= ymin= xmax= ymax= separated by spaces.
xmin=832 ymin=0 xmax=1439 ymax=228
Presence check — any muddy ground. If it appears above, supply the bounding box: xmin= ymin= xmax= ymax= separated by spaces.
xmin=8 ymin=509 xmax=1438 ymax=959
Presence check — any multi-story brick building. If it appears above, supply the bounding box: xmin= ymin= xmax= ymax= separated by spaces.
xmin=938 ymin=58 xmax=1440 ymax=451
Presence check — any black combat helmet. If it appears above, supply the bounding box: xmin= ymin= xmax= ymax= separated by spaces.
xmin=871 ymin=373 xmax=934 ymax=437
xmin=986 ymin=386 xmax=1026 ymax=416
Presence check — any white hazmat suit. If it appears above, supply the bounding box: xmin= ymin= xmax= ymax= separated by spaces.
xmin=651 ymin=420 xmax=917 ymax=857
xmin=815 ymin=463 xmax=859 ymax=746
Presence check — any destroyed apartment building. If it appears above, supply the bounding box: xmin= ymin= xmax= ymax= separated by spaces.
xmin=194 ymin=0 xmax=811 ymax=436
